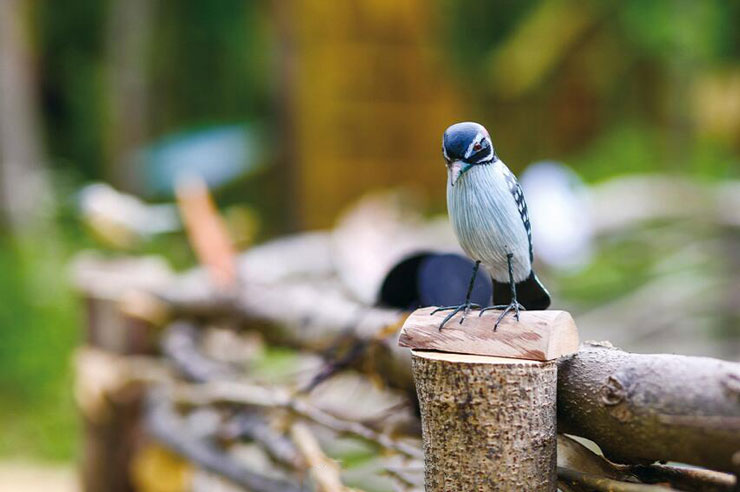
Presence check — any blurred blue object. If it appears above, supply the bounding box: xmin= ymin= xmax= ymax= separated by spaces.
xmin=417 ymin=253 xmax=492 ymax=308
xmin=135 ymin=124 xmax=264 ymax=196
xmin=519 ymin=161 xmax=594 ymax=271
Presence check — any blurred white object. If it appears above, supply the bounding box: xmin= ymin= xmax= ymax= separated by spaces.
xmin=79 ymin=182 xmax=180 ymax=247
xmin=331 ymin=191 xmax=461 ymax=304
xmin=519 ymin=161 xmax=594 ymax=271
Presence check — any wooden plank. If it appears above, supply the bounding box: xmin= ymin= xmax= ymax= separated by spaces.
xmin=175 ymin=176 xmax=237 ymax=289
xmin=398 ymin=306 xmax=579 ymax=361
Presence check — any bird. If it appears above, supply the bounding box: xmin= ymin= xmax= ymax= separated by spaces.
xmin=433 ymin=121 xmax=551 ymax=330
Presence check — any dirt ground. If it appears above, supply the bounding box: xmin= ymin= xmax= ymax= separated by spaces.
xmin=0 ymin=461 xmax=78 ymax=492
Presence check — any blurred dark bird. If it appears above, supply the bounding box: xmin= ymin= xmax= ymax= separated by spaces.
xmin=379 ymin=252 xmax=492 ymax=310
xmin=434 ymin=122 xmax=550 ymax=330
xmin=307 ymin=252 xmax=493 ymax=391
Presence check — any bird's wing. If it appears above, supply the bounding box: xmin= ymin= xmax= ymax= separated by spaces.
xmin=500 ymin=164 xmax=534 ymax=262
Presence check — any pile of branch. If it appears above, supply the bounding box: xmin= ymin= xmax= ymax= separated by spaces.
xmin=153 ymin=273 xmax=740 ymax=474
xmin=71 ymin=192 xmax=740 ymax=491
xmin=82 ymin=318 xmax=735 ymax=492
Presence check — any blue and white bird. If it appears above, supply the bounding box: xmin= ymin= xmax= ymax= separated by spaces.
xmin=434 ymin=122 xmax=551 ymax=330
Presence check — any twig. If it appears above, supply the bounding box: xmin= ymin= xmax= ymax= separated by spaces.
xmin=219 ymin=412 xmax=305 ymax=470
xmin=289 ymin=398 xmax=423 ymax=459
xmin=557 ymin=434 xmax=629 ymax=480
xmin=290 ymin=421 xmax=361 ymax=492
xmin=161 ymin=322 xmax=242 ymax=382
xmin=145 ymin=390 xmax=304 ymax=492
xmin=384 ymin=470 xmax=421 ymax=492
xmin=625 ymin=464 xmax=736 ymax=492
xmin=558 ymin=467 xmax=679 ymax=492
xmin=171 ymin=381 xmax=424 ymax=460
xmin=382 ymin=460 xmax=424 ymax=492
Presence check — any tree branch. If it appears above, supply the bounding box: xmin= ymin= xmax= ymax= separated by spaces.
xmin=558 ymin=341 xmax=740 ymax=473
xmin=219 ymin=412 xmax=305 ymax=471
xmin=169 ymin=381 xmax=423 ymax=460
xmin=624 ymin=464 xmax=736 ymax=492
xmin=290 ymin=421 xmax=361 ymax=492
xmin=557 ymin=467 xmax=679 ymax=492
xmin=145 ymin=390 xmax=304 ymax=492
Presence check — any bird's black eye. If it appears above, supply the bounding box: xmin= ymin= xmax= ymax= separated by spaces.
xmin=473 ymin=142 xmax=482 ymax=151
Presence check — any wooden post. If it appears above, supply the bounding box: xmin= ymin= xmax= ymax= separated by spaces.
xmin=73 ymin=256 xmax=173 ymax=492
xmin=399 ymin=307 xmax=579 ymax=491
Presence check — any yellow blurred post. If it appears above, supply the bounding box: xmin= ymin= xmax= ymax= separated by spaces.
xmin=278 ymin=0 xmax=462 ymax=228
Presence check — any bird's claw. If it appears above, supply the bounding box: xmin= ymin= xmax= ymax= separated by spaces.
xmin=478 ymin=302 xmax=526 ymax=331
xmin=431 ymin=303 xmax=480 ymax=331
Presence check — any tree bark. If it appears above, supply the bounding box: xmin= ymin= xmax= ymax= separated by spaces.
xmin=412 ymin=350 xmax=557 ymax=491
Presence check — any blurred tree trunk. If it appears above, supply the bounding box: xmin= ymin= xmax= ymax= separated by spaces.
xmin=103 ymin=0 xmax=153 ymax=192
xmin=0 ymin=0 xmax=50 ymax=230
xmin=721 ymin=228 xmax=740 ymax=359
xmin=270 ymin=0 xmax=300 ymax=232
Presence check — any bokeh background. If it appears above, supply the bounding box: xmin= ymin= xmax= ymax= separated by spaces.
xmin=0 ymin=0 xmax=738 ymax=487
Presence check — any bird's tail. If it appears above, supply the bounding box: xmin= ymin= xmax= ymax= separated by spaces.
xmin=492 ymin=270 xmax=551 ymax=310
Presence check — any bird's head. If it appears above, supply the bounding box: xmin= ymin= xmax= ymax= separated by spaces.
xmin=442 ymin=122 xmax=496 ymax=186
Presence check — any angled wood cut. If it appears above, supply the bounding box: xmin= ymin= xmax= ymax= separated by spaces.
xmin=399 ymin=306 xmax=579 ymax=361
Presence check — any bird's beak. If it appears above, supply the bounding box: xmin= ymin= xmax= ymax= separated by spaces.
xmin=448 ymin=160 xmax=472 ymax=186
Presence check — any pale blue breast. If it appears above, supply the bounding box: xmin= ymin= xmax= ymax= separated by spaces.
xmin=447 ymin=161 xmax=532 ymax=282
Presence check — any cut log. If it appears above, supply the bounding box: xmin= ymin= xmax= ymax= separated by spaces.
xmin=559 ymin=341 xmax=740 ymax=473
xmin=412 ymin=350 xmax=558 ymax=491
xmin=399 ymin=306 xmax=579 ymax=361
xmin=402 ymin=311 xmax=577 ymax=491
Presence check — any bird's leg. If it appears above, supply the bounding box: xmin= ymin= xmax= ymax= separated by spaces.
xmin=461 ymin=259 xmax=481 ymax=317
xmin=478 ymin=253 xmax=525 ymax=331
xmin=430 ymin=260 xmax=481 ymax=330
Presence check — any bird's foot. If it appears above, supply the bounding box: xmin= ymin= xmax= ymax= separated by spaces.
xmin=478 ymin=302 xmax=526 ymax=331
xmin=430 ymin=302 xmax=481 ymax=331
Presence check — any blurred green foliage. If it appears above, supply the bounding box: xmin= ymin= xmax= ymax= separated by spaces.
xmin=147 ymin=0 xmax=271 ymax=134
xmin=442 ymin=0 xmax=739 ymax=179
xmin=568 ymin=122 xmax=739 ymax=181
xmin=37 ymin=0 xmax=271 ymax=181
xmin=619 ymin=0 xmax=735 ymax=60
xmin=38 ymin=0 xmax=108 ymax=179
xmin=0 ymin=233 xmax=80 ymax=459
